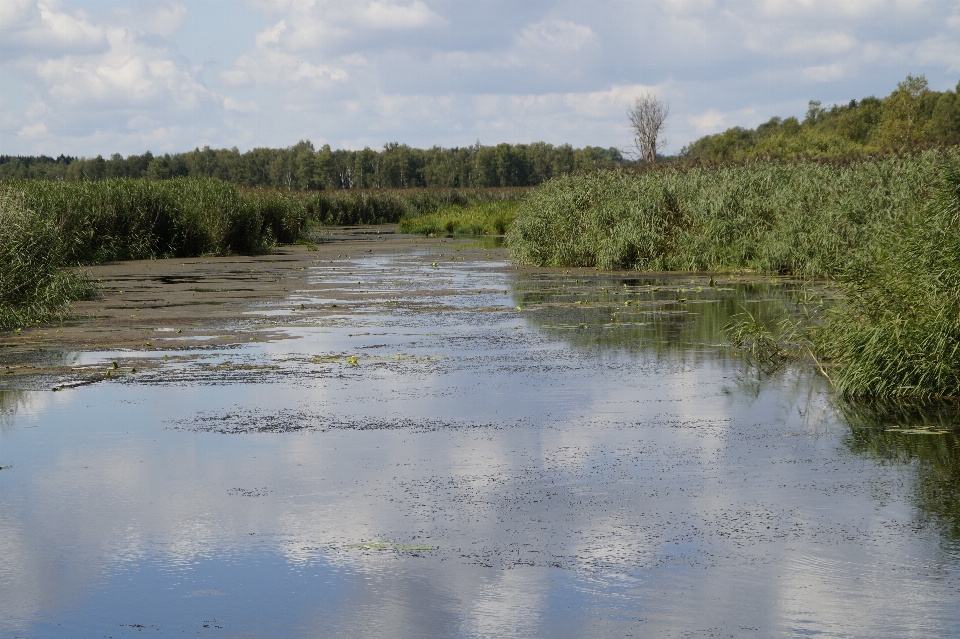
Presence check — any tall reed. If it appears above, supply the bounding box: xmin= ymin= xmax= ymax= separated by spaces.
xmin=816 ymin=156 xmax=960 ymax=399
xmin=507 ymin=153 xmax=948 ymax=278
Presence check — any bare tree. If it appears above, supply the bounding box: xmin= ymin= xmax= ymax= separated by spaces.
xmin=628 ymin=92 xmax=669 ymax=163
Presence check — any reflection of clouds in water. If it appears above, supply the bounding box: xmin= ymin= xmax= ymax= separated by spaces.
xmin=3 ymin=254 xmax=960 ymax=636
xmin=461 ymin=570 xmax=547 ymax=639
xmin=0 ymin=513 xmax=42 ymax=634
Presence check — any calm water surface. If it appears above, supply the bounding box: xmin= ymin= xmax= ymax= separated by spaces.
xmin=2 ymin=250 xmax=959 ymax=638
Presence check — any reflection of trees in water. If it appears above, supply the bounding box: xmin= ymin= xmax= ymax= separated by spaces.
xmin=840 ymin=402 xmax=960 ymax=541
xmin=513 ymin=274 xmax=804 ymax=366
xmin=0 ymin=390 xmax=29 ymax=429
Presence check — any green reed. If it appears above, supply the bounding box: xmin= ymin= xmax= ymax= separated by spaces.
xmin=0 ymin=178 xmax=310 ymax=328
xmin=506 ymin=152 xmax=949 ymax=278
xmin=397 ymin=200 xmax=519 ymax=235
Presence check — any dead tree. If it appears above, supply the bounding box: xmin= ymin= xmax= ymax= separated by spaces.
xmin=628 ymin=92 xmax=669 ymax=163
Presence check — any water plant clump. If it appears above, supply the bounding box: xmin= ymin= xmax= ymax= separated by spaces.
xmin=506 ymin=151 xmax=951 ymax=278
xmin=0 ymin=178 xmax=311 ymax=328
xmin=305 ymin=187 xmax=526 ymax=226
xmin=0 ymin=192 xmax=94 ymax=329
xmin=397 ymin=200 xmax=519 ymax=236
xmin=816 ymin=157 xmax=960 ymax=400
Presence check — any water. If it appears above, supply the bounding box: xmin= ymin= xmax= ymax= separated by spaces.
xmin=2 ymin=250 xmax=959 ymax=638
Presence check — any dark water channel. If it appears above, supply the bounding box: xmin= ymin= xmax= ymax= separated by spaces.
xmin=2 ymin=249 xmax=959 ymax=638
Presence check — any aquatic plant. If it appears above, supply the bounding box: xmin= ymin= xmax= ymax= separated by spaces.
xmin=507 ymin=151 xmax=951 ymax=279
xmin=397 ymin=200 xmax=519 ymax=235
xmin=816 ymin=156 xmax=960 ymax=400
xmin=0 ymin=191 xmax=93 ymax=329
xmin=0 ymin=178 xmax=310 ymax=328
xmin=304 ymin=187 xmax=526 ymax=226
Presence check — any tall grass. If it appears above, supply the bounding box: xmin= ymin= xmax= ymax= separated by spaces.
xmin=0 ymin=192 xmax=93 ymax=328
xmin=507 ymin=152 xmax=948 ymax=277
xmin=397 ymin=200 xmax=518 ymax=235
xmin=0 ymin=178 xmax=309 ymax=329
xmin=304 ymin=187 xmax=527 ymax=226
xmin=816 ymin=156 xmax=960 ymax=400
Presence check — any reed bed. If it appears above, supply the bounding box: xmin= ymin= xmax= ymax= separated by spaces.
xmin=0 ymin=178 xmax=309 ymax=328
xmin=0 ymin=180 xmax=527 ymax=328
xmin=507 ymin=152 xmax=948 ymax=278
xmin=304 ymin=187 xmax=527 ymax=226
xmin=397 ymin=201 xmax=519 ymax=235
xmin=507 ymin=149 xmax=960 ymax=399
xmin=816 ymin=156 xmax=960 ymax=400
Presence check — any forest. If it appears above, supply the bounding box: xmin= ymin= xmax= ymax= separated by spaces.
xmin=0 ymin=142 xmax=624 ymax=189
xmin=682 ymin=75 xmax=960 ymax=162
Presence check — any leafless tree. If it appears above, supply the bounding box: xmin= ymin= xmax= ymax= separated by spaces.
xmin=628 ymin=92 xmax=669 ymax=163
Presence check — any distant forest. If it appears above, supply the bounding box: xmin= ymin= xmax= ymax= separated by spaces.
xmin=3 ymin=75 xmax=956 ymax=188
xmin=0 ymin=142 xmax=624 ymax=189
xmin=682 ymin=75 xmax=960 ymax=162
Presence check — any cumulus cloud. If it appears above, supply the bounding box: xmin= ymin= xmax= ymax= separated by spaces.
xmin=0 ymin=0 xmax=107 ymax=60
xmin=1 ymin=0 xmax=223 ymax=155
xmin=2 ymin=0 xmax=959 ymax=155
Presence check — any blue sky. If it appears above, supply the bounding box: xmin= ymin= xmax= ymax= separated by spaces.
xmin=1 ymin=0 xmax=958 ymax=156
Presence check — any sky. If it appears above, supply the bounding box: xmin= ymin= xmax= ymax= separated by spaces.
xmin=1 ymin=0 xmax=958 ymax=157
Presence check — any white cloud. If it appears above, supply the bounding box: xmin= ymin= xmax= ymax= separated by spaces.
xmin=0 ymin=0 xmax=107 ymax=60
xmin=803 ymin=63 xmax=847 ymax=82
xmin=17 ymin=122 xmax=48 ymax=138
xmin=223 ymin=97 xmax=259 ymax=113
xmin=2 ymin=0 xmax=959 ymax=155
xmin=516 ymin=18 xmax=599 ymax=53
xmin=689 ymin=110 xmax=726 ymax=134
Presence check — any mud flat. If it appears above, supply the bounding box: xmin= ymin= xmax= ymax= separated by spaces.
xmin=1 ymin=227 xmax=958 ymax=638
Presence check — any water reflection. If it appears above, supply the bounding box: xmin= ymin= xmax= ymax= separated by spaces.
xmin=1 ymin=251 xmax=959 ymax=637
xmin=841 ymin=402 xmax=960 ymax=543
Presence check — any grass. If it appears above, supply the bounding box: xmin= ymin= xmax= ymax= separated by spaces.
xmin=506 ymin=152 xmax=943 ymax=277
xmin=0 ymin=180 xmax=526 ymax=329
xmin=304 ymin=187 xmax=527 ymax=226
xmin=0 ymin=178 xmax=310 ymax=329
xmin=397 ymin=201 xmax=519 ymax=235
xmin=0 ymin=191 xmax=94 ymax=328
xmin=506 ymin=148 xmax=960 ymax=400
xmin=815 ymin=155 xmax=960 ymax=400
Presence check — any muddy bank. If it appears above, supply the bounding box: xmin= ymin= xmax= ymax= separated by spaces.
xmin=0 ymin=224 xmax=795 ymax=385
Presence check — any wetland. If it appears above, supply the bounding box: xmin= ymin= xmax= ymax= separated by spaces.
xmin=2 ymin=230 xmax=959 ymax=637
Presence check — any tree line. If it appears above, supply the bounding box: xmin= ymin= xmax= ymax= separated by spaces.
xmin=0 ymin=142 xmax=624 ymax=189
xmin=682 ymin=76 xmax=960 ymax=162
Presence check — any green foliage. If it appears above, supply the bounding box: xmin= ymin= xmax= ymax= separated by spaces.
xmin=3 ymin=178 xmax=309 ymax=263
xmin=304 ymin=187 xmax=526 ymax=225
xmin=683 ymin=75 xmax=959 ymax=162
xmin=816 ymin=155 xmax=960 ymax=400
xmin=398 ymin=201 xmax=519 ymax=235
xmin=0 ymin=141 xmax=625 ymax=189
xmin=0 ymin=178 xmax=310 ymax=328
xmin=507 ymin=152 xmax=940 ymax=278
xmin=0 ymin=192 xmax=93 ymax=329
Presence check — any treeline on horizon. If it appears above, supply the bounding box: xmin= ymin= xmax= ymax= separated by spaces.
xmin=682 ymin=75 xmax=960 ymax=162
xmin=0 ymin=142 xmax=625 ymax=190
